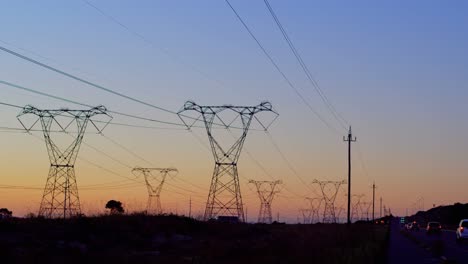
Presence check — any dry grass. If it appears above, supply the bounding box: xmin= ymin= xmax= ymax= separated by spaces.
xmin=0 ymin=214 xmax=389 ymax=263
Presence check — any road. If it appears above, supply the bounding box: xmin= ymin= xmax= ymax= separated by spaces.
xmin=408 ymin=227 xmax=468 ymax=263
xmin=387 ymin=219 xmax=441 ymax=264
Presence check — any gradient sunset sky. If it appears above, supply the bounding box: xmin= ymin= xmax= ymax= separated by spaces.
xmin=0 ymin=0 xmax=467 ymax=222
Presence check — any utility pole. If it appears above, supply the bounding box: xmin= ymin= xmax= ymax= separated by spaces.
xmin=372 ymin=182 xmax=376 ymax=222
xmin=343 ymin=126 xmax=356 ymax=225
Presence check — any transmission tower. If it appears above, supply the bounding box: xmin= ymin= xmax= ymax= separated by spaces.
xmin=312 ymin=180 xmax=346 ymax=223
xmin=249 ymin=180 xmax=282 ymax=223
xmin=299 ymin=209 xmax=311 ymax=224
xmin=411 ymin=197 xmax=424 ymax=215
xmin=351 ymin=194 xmax=365 ymax=222
xmin=178 ymin=101 xmax=277 ymax=222
xmin=132 ymin=167 xmax=178 ymax=215
xmin=334 ymin=206 xmax=344 ymax=223
xmin=17 ymin=105 xmax=111 ymax=218
xmin=305 ymin=197 xmax=323 ymax=223
xmin=360 ymin=201 xmax=372 ymax=221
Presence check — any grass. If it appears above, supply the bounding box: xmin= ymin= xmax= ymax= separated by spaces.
xmin=0 ymin=214 xmax=389 ymax=263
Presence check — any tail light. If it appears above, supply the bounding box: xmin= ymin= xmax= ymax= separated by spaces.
xmin=461 ymin=227 xmax=464 ymax=233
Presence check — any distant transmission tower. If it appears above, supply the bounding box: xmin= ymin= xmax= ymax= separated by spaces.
xmin=178 ymin=101 xmax=277 ymax=222
xmin=334 ymin=206 xmax=344 ymax=223
xmin=312 ymin=180 xmax=346 ymax=223
xmin=249 ymin=180 xmax=282 ymax=223
xmin=17 ymin=105 xmax=111 ymax=218
xmin=132 ymin=167 xmax=178 ymax=214
xmin=351 ymin=194 xmax=365 ymax=222
xmin=305 ymin=197 xmax=323 ymax=223
xmin=360 ymin=201 xmax=372 ymax=221
xmin=299 ymin=209 xmax=311 ymax=224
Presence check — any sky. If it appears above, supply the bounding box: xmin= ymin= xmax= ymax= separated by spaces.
xmin=0 ymin=0 xmax=467 ymax=222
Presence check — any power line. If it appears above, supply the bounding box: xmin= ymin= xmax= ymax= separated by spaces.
xmin=0 ymin=79 xmax=251 ymax=131
xmin=0 ymin=79 xmax=186 ymax=127
xmin=0 ymin=45 xmax=246 ymax=130
xmin=263 ymin=0 xmax=348 ymax=130
xmin=356 ymin=141 xmax=372 ymax=183
xmin=224 ymin=0 xmax=339 ymax=134
xmin=0 ymin=45 xmax=182 ymax=117
xmin=80 ymin=0 xmax=228 ymax=91
xmin=101 ymin=133 xmax=209 ymax=192
xmin=0 ymin=98 xmax=213 ymax=194
xmin=101 ymin=134 xmax=154 ymax=166
xmin=0 ymin=101 xmax=23 ymax=109
xmin=265 ymin=132 xmax=321 ymax=197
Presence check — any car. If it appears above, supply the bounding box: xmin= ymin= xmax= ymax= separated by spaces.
xmin=456 ymin=219 xmax=468 ymax=243
xmin=409 ymin=221 xmax=420 ymax=231
xmin=426 ymin=222 xmax=442 ymax=234
xmin=405 ymin=223 xmax=412 ymax=230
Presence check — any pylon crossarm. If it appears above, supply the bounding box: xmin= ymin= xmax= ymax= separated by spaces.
xmin=132 ymin=167 xmax=177 ymax=215
xmin=17 ymin=105 xmax=110 ymax=218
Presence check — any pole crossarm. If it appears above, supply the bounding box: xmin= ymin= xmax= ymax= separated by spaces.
xmin=132 ymin=167 xmax=178 ymax=215
xmin=178 ymin=101 xmax=278 ymax=222
xmin=312 ymin=179 xmax=346 ymax=223
xmin=249 ymin=180 xmax=282 ymax=223
xmin=17 ymin=105 xmax=111 ymax=218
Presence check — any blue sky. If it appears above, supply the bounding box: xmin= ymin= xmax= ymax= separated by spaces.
xmin=0 ymin=0 xmax=467 ymax=219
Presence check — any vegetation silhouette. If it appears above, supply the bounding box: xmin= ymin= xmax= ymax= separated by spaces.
xmin=0 ymin=213 xmax=388 ymax=263
xmin=0 ymin=208 xmax=12 ymax=218
xmin=105 ymin=200 xmax=124 ymax=215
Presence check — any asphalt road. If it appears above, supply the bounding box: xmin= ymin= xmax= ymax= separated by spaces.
xmin=407 ymin=227 xmax=468 ymax=263
xmin=388 ymin=219 xmax=441 ymax=264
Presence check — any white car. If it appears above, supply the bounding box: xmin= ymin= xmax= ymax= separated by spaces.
xmin=456 ymin=219 xmax=468 ymax=242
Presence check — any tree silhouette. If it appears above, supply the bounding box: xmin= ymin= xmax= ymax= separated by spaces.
xmin=105 ymin=200 xmax=124 ymax=215
xmin=0 ymin=208 xmax=12 ymax=218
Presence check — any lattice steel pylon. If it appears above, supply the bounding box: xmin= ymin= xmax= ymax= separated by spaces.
xmin=334 ymin=206 xmax=345 ymax=223
xmin=312 ymin=179 xmax=346 ymax=223
xmin=305 ymin=197 xmax=323 ymax=223
xmin=17 ymin=105 xmax=111 ymax=218
xmin=351 ymin=194 xmax=365 ymax=222
xmin=299 ymin=209 xmax=311 ymax=224
xmin=178 ymin=101 xmax=278 ymax=222
xmin=360 ymin=201 xmax=372 ymax=221
xmin=132 ymin=167 xmax=178 ymax=214
xmin=249 ymin=180 xmax=282 ymax=223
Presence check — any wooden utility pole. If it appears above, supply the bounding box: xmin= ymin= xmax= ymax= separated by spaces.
xmin=372 ymin=182 xmax=376 ymax=222
xmin=344 ymin=126 xmax=356 ymax=225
